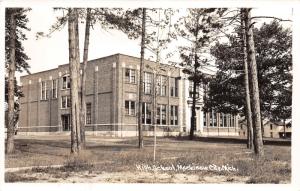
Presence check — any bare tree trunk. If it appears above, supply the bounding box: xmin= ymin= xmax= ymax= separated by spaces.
xmin=241 ymin=10 xmax=253 ymax=149
xmin=68 ymin=8 xmax=81 ymax=154
xmin=283 ymin=119 xmax=286 ymax=139
xmin=153 ymin=71 xmax=157 ymax=161
xmin=190 ymin=55 xmax=199 ymax=140
xmin=80 ymin=8 xmax=91 ymax=148
xmin=6 ymin=11 xmax=17 ymax=154
xmin=138 ymin=8 xmax=146 ymax=149
xmin=243 ymin=8 xmax=264 ymax=157
xmin=261 ymin=114 xmax=264 ymax=138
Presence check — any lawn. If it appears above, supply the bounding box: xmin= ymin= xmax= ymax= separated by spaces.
xmin=5 ymin=135 xmax=291 ymax=183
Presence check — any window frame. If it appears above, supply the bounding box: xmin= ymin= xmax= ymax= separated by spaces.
xmin=86 ymin=102 xmax=92 ymax=124
xmin=52 ymin=79 xmax=58 ymax=99
xmin=143 ymin=72 xmax=152 ymax=95
xmin=142 ymin=102 xmax=152 ymax=124
xmin=40 ymin=81 xmax=47 ymax=100
xmin=170 ymin=77 xmax=178 ymax=97
xmin=170 ymin=105 xmax=178 ymax=125
xmin=61 ymin=95 xmax=71 ymax=109
xmin=62 ymin=75 xmax=71 ymax=90
xmin=125 ymin=68 xmax=136 ymax=84
xmin=125 ymin=100 xmax=136 ymax=116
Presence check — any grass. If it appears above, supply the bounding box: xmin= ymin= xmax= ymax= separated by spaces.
xmin=5 ymin=135 xmax=291 ymax=183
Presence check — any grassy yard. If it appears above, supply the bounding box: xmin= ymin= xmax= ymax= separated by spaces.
xmin=5 ymin=135 xmax=291 ymax=183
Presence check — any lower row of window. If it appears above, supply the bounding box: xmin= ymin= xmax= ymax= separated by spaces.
xmin=125 ymin=101 xmax=178 ymax=125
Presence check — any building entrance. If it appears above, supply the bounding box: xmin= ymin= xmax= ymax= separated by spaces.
xmin=61 ymin=114 xmax=70 ymax=131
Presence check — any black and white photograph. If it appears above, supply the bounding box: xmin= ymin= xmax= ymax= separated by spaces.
xmin=1 ymin=0 xmax=299 ymax=190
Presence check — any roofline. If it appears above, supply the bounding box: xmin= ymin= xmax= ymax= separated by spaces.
xmin=20 ymin=53 xmax=181 ymax=78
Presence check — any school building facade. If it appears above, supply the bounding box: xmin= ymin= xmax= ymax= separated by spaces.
xmin=18 ymin=53 xmax=239 ymax=137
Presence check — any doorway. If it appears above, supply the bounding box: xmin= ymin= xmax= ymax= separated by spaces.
xmin=61 ymin=114 xmax=70 ymax=131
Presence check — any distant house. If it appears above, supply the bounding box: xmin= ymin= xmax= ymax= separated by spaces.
xmin=239 ymin=119 xmax=291 ymax=139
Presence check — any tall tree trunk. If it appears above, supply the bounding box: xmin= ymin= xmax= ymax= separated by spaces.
xmin=80 ymin=8 xmax=91 ymax=148
xmin=240 ymin=10 xmax=253 ymax=149
xmin=138 ymin=8 xmax=146 ymax=149
xmin=68 ymin=8 xmax=81 ymax=154
xmin=283 ymin=118 xmax=286 ymax=139
xmin=6 ymin=11 xmax=17 ymax=154
xmin=190 ymin=54 xmax=199 ymax=140
xmin=243 ymin=8 xmax=264 ymax=157
xmin=260 ymin=114 xmax=264 ymax=138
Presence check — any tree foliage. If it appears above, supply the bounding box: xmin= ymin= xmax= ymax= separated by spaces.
xmin=206 ymin=20 xmax=292 ymax=122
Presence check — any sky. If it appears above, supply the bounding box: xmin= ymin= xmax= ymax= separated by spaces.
xmin=18 ymin=7 xmax=293 ymax=79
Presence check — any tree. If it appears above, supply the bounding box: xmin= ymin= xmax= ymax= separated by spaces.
xmin=207 ymin=17 xmax=291 ymax=150
xmin=68 ymin=8 xmax=81 ymax=154
xmin=109 ymin=8 xmax=172 ymax=148
xmin=241 ymin=11 xmax=253 ymax=149
xmin=175 ymin=8 xmax=226 ymax=140
xmin=79 ymin=8 xmax=92 ymax=148
xmin=5 ymin=8 xmax=30 ymax=154
xmin=137 ymin=8 xmax=146 ymax=148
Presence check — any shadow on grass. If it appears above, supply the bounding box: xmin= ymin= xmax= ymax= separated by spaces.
xmin=166 ymin=136 xmax=291 ymax=146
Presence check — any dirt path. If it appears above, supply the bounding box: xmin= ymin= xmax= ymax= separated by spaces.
xmin=10 ymin=170 xmax=250 ymax=183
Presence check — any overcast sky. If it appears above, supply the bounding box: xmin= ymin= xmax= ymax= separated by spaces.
xmin=19 ymin=7 xmax=292 ymax=79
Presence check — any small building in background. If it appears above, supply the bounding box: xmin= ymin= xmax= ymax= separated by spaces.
xmin=239 ymin=119 xmax=292 ymax=139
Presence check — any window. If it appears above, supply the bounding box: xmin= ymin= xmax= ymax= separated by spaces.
xmin=125 ymin=100 xmax=136 ymax=116
xmin=142 ymin=102 xmax=152 ymax=124
xmin=213 ymin=111 xmax=217 ymax=127
xmin=86 ymin=103 xmax=92 ymax=124
xmin=170 ymin=105 xmax=178 ymax=125
xmin=189 ymin=81 xmax=199 ymax=98
xmin=143 ymin=72 xmax=152 ymax=94
xmin=62 ymin=76 xmax=70 ymax=89
xmin=224 ymin=114 xmax=228 ymax=127
xmin=61 ymin=96 xmax=71 ymax=108
xmin=270 ymin=124 xmax=273 ymax=130
xmin=170 ymin=77 xmax=178 ymax=97
xmin=40 ymin=81 xmax=47 ymax=100
xmin=156 ymin=104 xmax=167 ymax=125
xmin=220 ymin=113 xmax=224 ymax=127
xmin=125 ymin=68 xmax=136 ymax=84
xmin=157 ymin=75 xmax=167 ymax=96
xmin=52 ymin=79 xmax=57 ymax=98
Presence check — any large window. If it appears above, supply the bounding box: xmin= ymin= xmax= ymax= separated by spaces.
xmin=61 ymin=96 xmax=71 ymax=108
xmin=213 ymin=111 xmax=217 ymax=127
xmin=125 ymin=100 xmax=136 ymax=116
xmin=220 ymin=113 xmax=224 ymax=127
xmin=142 ymin=102 xmax=152 ymax=124
xmin=143 ymin=72 xmax=152 ymax=94
xmin=224 ymin=114 xmax=228 ymax=127
xmin=189 ymin=81 xmax=199 ymax=98
xmin=170 ymin=77 xmax=178 ymax=97
xmin=157 ymin=75 xmax=167 ymax=96
xmin=170 ymin=105 xmax=178 ymax=125
xmin=203 ymin=112 xmax=207 ymax=127
xmin=125 ymin=68 xmax=136 ymax=84
xmin=156 ymin=104 xmax=167 ymax=125
xmin=86 ymin=103 xmax=92 ymax=124
xmin=62 ymin=76 xmax=70 ymax=89
xmin=40 ymin=81 xmax=47 ymax=100
xmin=52 ymin=79 xmax=57 ymax=99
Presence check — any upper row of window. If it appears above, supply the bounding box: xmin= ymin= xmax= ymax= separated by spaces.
xmin=126 ymin=69 xmax=179 ymax=97
xmin=40 ymin=68 xmax=179 ymax=100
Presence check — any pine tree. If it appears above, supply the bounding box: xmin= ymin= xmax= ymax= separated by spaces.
xmin=5 ymin=8 xmax=30 ymax=154
xmin=175 ymin=8 xmax=226 ymax=140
